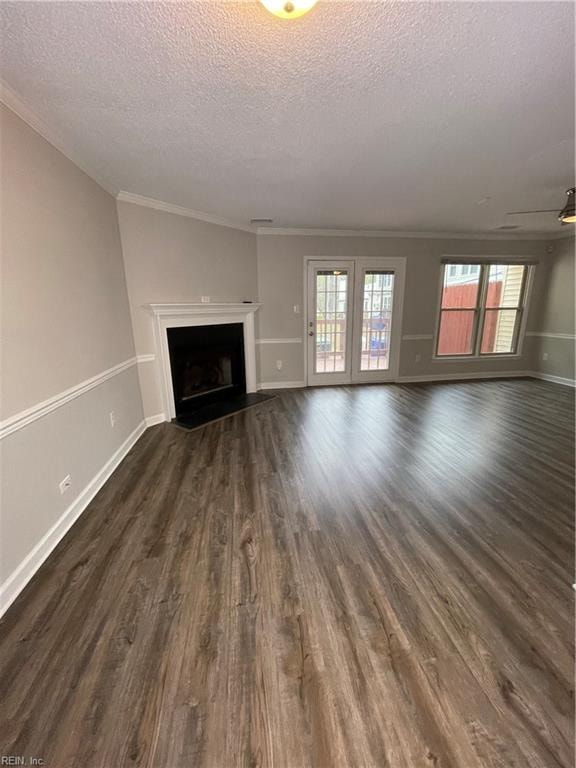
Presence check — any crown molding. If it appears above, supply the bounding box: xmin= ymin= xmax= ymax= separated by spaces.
xmin=2 ymin=78 xmax=572 ymax=242
xmin=116 ymin=191 xmax=256 ymax=234
xmin=0 ymin=78 xmax=113 ymax=194
xmin=256 ymin=226 xmax=563 ymax=241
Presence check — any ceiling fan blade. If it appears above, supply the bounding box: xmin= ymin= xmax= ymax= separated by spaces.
xmin=506 ymin=209 xmax=559 ymax=215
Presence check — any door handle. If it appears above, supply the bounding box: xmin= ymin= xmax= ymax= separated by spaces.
xmin=308 ymin=330 xmax=314 ymax=336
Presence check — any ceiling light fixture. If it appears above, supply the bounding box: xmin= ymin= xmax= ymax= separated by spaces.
xmin=259 ymin=0 xmax=318 ymax=19
xmin=559 ymin=187 xmax=576 ymax=224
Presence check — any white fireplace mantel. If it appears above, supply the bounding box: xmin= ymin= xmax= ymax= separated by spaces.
xmin=147 ymin=302 xmax=262 ymax=421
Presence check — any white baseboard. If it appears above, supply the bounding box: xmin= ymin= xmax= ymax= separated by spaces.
xmin=528 ymin=371 xmax=576 ymax=388
xmin=145 ymin=413 xmax=166 ymax=426
xmin=258 ymin=381 xmax=306 ymax=390
xmin=0 ymin=420 xmax=147 ymax=618
xmin=397 ymin=371 xmax=532 ymax=384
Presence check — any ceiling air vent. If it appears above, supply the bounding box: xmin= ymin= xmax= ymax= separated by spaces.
xmin=497 ymin=225 xmax=520 ymax=230
xmin=250 ymin=218 xmax=274 ymax=225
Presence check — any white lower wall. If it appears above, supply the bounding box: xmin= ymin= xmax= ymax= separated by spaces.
xmin=0 ymin=365 xmax=144 ymax=615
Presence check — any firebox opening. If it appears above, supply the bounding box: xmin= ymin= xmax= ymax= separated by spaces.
xmin=167 ymin=323 xmax=246 ymax=419
xmin=180 ymin=353 xmax=233 ymax=401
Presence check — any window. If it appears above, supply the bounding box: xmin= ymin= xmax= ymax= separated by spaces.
xmin=436 ymin=262 xmax=530 ymax=357
xmin=360 ymin=270 xmax=394 ymax=370
xmin=315 ymin=269 xmax=349 ymax=373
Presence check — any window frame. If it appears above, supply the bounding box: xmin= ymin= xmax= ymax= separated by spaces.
xmin=433 ymin=260 xmax=534 ymax=360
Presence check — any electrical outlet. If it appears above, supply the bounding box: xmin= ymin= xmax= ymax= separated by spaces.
xmin=415 ymin=353 xmax=421 ymax=363
xmin=201 ymin=296 xmax=210 ymax=303
xmin=542 ymin=352 xmax=549 ymax=361
xmin=109 ymin=410 xmax=116 ymax=428
xmin=276 ymin=359 xmax=283 ymax=371
xmin=293 ymin=304 xmax=300 ymax=314
xmin=59 ymin=474 xmax=72 ymax=495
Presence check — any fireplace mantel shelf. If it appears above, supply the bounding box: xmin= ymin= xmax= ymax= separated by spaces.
xmin=147 ymin=302 xmax=262 ymax=316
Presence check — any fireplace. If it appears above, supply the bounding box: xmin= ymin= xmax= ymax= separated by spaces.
xmin=167 ymin=323 xmax=246 ymax=419
xmin=148 ymin=302 xmax=263 ymax=427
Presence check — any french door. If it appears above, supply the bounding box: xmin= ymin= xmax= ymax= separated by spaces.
xmin=306 ymin=258 xmax=405 ymax=386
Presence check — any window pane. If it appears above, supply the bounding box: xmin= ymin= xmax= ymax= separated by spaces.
xmin=441 ymin=264 xmax=481 ymax=308
xmin=315 ymin=270 xmax=348 ymax=373
xmin=360 ymin=271 xmax=394 ymax=371
xmin=485 ymin=264 xmax=525 ymax=308
xmin=437 ymin=310 xmax=476 ymax=355
xmin=481 ymin=309 xmax=519 ymax=354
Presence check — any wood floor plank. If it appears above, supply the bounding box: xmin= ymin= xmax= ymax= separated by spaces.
xmin=0 ymin=378 xmax=573 ymax=767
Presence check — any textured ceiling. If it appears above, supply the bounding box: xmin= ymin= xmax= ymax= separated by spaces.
xmin=0 ymin=1 xmax=574 ymax=233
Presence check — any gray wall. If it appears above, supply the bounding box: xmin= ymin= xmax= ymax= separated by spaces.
xmin=117 ymin=201 xmax=258 ymax=418
xmin=532 ymin=236 xmax=575 ymax=382
xmin=0 ymin=105 xmax=143 ymax=590
xmin=257 ymin=233 xmax=550 ymax=384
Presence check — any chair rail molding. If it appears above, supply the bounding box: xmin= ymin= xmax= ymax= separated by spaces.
xmin=0 ymin=357 xmax=137 ymax=440
xmin=147 ymin=303 xmax=262 ymax=421
xmin=525 ymin=331 xmax=575 ymax=340
xmin=402 ymin=334 xmax=434 ymax=341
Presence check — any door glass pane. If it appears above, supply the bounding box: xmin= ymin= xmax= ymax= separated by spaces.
xmin=485 ymin=264 xmax=525 ymax=308
xmin=441 ymin=264 xmax=481 ymax=308
xmin=315 ymin=269 xmax=348 ymax=373
xmin=481 ymin=309 xmax=519 ymax=354
xmin=437 ymin=310 xmax=476 ymax=355
xmin=360 ymin=271 xmax=394 ymax=371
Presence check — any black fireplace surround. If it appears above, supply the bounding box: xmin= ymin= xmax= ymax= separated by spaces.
xmin=167 ymin=323 xmax=246 ymax=420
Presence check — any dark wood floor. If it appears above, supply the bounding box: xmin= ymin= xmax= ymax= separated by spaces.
xmin=1 ymin=379 xmax=574 ymax=767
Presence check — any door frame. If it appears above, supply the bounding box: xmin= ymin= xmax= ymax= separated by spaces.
xmin=306 ymin=260 xmax=356 ymax=387
xmin=303 ymin=255 xmax=406 ymax=387
xmin=350 ymin=257 xmax=406 ymax=383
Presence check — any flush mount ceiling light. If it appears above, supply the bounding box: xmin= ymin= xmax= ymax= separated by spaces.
xmin=259 ymin=0 xmax=318 ymax=19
